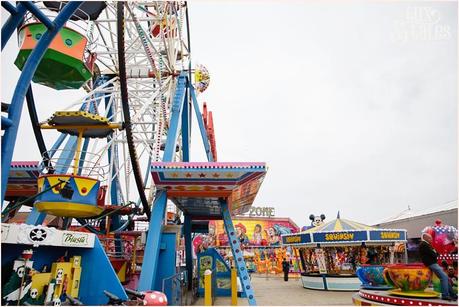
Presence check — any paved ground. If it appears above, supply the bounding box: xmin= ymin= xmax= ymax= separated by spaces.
xmin=194 ymin=275 xmax=354 ymax=306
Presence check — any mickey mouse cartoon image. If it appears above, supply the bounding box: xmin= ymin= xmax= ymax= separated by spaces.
xmin=301 ymin=214 xmax=326 ymax=231
xmin=310 ymin=214 xmax=326 ymax=227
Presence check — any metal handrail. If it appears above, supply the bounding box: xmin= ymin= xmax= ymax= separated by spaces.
xmin=100 ymin=236 xmax=135 ymax=259
xmin=22 ymin=4 xmax=92 ymax=36
xmin=41 ymin=148 xmax=109 ymax=180
xmin=162 ymin=270 xmax=188 ymax=306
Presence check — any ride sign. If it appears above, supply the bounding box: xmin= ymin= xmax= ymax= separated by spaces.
xmin=62 ymin=232 xmax=90 ymax=247
xmin=369 ymin=230 xmax=406 ymax=241
xmin=313 ymin=231 xmax=368 ymax=243
xmin=243 ymin=206 xmax=275 ymax=217
xmin=282 ymin=233 xmax=311 ymax=245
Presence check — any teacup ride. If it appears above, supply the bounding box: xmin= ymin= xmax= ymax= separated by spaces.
xmin=353 ymin=263 xmax=457 ymax=306
xmin=14 ymin=3 xmax=104 ymax=90
xmin=34 ymin=111 xmax=121 ymax=218
xmin=356 ymin=264 xmax=393 ymax=291
xmin=383 ymin=263 xmax=438 ymax=298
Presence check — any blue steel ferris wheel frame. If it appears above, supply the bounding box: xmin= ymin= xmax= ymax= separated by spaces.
xmin=1 ymin=3 xmax=260 ymax=305
xmin=1 ymin=1 xmax=83 ymax=204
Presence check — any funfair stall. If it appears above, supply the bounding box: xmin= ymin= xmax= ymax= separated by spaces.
xmin=192 ymin=211 xmax=303 ymax=276
xmin=281 ymin=214 xmax=407 ymax=291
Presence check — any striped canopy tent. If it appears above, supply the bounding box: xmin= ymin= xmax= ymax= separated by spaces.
xmin=303 ymin=215 xmax=375 ymax=233
xmin=282 ymin=213 xmax=407 ymax=247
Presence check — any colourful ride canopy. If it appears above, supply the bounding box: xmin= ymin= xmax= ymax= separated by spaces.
xmin=282 ymin=216 xmax=407 ymax=247
xmin=14 ymin=23 xmax=92 ymax=90
xmin=150 ymin=162 xmax=267 ymax=217
xmin=6 ymin=161 xmax=40 ymax=198
xmin=44 ymin=111 xmax=119 ymax=138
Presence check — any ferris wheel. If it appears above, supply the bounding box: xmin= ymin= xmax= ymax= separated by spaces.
xmin=2 ymin=1 xmax=198 ymax=233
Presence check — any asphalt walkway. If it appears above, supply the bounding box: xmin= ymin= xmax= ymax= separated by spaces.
xmin=194 ymin=275 xmax=354 ymax=306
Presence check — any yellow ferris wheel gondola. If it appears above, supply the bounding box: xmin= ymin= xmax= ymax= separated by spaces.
xmin=34 ymin=111 xmax=121 ymax=218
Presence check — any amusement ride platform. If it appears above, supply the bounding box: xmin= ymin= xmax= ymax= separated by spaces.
xmin=352 ymin=288 xmax=457 ymax=306
xmin=150 ymin=162 xmax=267 ymax=219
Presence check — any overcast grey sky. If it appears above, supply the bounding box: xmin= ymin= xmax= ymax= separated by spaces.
xmin=2 ymin=1 xmax=457 ymax=228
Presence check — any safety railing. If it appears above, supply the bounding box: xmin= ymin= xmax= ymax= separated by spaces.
xmin=41 ymin=148 xmax=109 ymax=181
xmin=162 ymin=270 xmax=188 ymax=306
xmin=100 ymin=236 xmax=135 ymax=259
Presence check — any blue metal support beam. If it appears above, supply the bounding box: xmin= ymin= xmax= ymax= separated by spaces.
xmin=138 ymin=73 xmax=190 ymax=291
xmin=163 ymin=73 xmax=187 ymax=161
xmin=1 ymin=116 xmax=13 ymax=129
xmin=222 ymin=201 xmax=257 ymax=305
xmin=137 ymin=191 xmax=168 ymax=291
xmin=189 ymin=85 xmax=214 ymax=162
xmin=184 ymin=214 xmax=193 ymax=290
xmin=1 ymin=2 xmax=26 ymax=50
xmin=2 ymin=1 xmax=18 ymax=15
xmin=181 ymin=86 xmax=190 ymax=162
xmin=1 ymin=1 xmax=83 ymax=203
xmin=22 ymin=2 xmax=55 ymax=30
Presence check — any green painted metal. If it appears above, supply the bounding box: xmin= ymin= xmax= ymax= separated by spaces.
xmin=15 ymin=48 xmax=91 ymax=90
xmin=14 ymin=24 xmax=91 ymax=90
xmin=23 ymin=24 xmax=84 ymax=45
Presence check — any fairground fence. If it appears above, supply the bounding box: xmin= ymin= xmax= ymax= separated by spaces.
xmin=162 ymin=270 xmax=188 ymax=306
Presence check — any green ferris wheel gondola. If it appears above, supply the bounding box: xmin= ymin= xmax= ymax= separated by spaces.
xmin=14 ymin=23 xmax=95 ymax=90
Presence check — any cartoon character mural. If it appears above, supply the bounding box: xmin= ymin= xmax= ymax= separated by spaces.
xmin=235 ymin=223 xmax=249 ymax=246
xmin=212 ymin=219 xmax=298 ymax=247
xmin=266 ymin=227 xmax=280 ymax=245
xmin=192 ymin=223 xmax=218 ymax=256
xmin=252 ymin=224 xmax=264 ymax=245
xmin=301 ymin=214 xmax=326 ymax=231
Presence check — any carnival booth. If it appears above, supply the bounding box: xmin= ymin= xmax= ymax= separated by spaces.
xmin=192 ymin=213 xmax=302 ymax=276
xmin=281 ymin=214 xmax=407 ymax=291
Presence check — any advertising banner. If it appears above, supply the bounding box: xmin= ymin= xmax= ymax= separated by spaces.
xmin=369 ymin=230 xmax=406 ymax=241
xmin=312 ymin=230 xmax=368 ymax=243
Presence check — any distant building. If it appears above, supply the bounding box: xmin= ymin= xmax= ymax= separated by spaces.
xmin=373 ymin=200 xmax=457 ymax=262
xmin=373 ymin=200 xmax=457 ymax=239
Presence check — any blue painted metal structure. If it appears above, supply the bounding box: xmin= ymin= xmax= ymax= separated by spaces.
xmin=2 ymin=4 xmax=262 ymax=304
xmin=184 ymin=214 xmax=193 ymax=290
xmin=190 ymin=85 xmax=214 ymax=162
xmin=197 ymin=248 xmax=231 ymax=296
xmin=156 ymin=226 xmax=182 ymax=300
xmin=221 ymin=201 xmax=257 ymax=305
xmin=138 ymin=75 xmax=260 ymax=305
xmin=138 ymin=73 xmax=188 ymax=291
xmin=1 ymin=2 xmax=27 ymax=50
xmin=138 ymin=73 xmax=218 ymax=292
xmin=2 ymin=237 xmax=128 ymax=305
xmin=1 ymin=4 xmax=131 ymax=304
xmin=138 ymin=190 xmax=168 ymax=291
xmin=1 ymin=1 xmax=83 ymax=205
